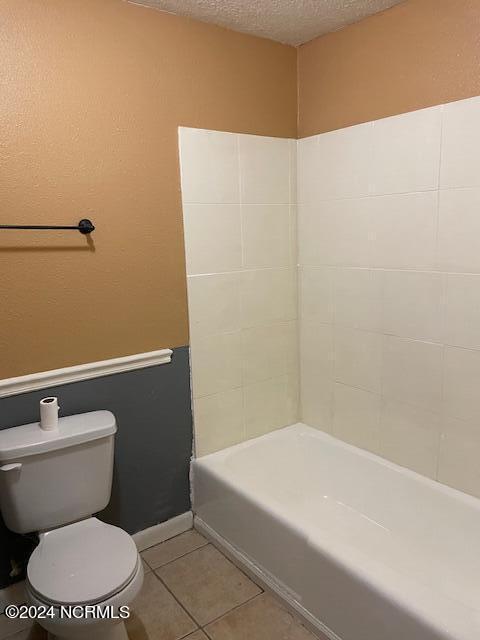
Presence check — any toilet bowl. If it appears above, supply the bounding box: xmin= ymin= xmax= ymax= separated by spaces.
xmin=25 ymin=518 xmax=143 ymax=640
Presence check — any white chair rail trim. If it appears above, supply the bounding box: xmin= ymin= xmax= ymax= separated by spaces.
xmin=0 ymin=349 xmax=173 ymax=398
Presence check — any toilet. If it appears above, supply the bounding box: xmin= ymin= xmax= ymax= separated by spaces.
xmin=0 ymin=410 xmax=143 ymax=640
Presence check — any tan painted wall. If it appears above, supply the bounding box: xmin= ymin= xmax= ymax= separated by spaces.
xmin=298 ymin=0 xmax=480 ymax=137
xmin=0 ymin=0 xmax=296 ymax=379
xmin=5 ymin=0 xmax=480 ymax=378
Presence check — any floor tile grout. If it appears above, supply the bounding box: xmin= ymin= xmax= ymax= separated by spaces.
xmin=140 ymin=528 xmax=205 ymax=553
xmin=2 ymin=624 xmax=35 ymax=640
xmin=0 ymin=615 xmax=35 ymax=640
xmin=202 ymin=625 xmax=214 ymax=640
xmin=163 ymin=539 xmax=265 ymax=596
xmin=143 ymin=537 xmax=209 ymax=571
xmin=154 ymin=543 xmax=265 ymax=632
xmin=194 ymin=538 xmax=265 ymax=594
xmin=139 ymin=528 xmax=197 ymax=553
xmin=152 ymin=568 xmax=203 ymax=630
xmin=178 ymin=628 xmax=202 ymax=640
xmin=200 ymin=591 xmax=264 ymax=630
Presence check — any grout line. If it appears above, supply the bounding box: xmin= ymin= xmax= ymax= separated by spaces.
xmin=200 ymin=592 xmax=264 ymax=633
xmin=435 ymin=343 xmax=446 ymax=483
xmin=144 ymin=539 xmax=209 ymax=572
xmin=437 ymin=104 xmax=445 ymax=194
xmin=332 ymin=380 xmax=380 ymax=398
xmin=198 ymin=539 xmax=265 ymax=592
xmin=178 ymin=631 xmax=200 ymax=640
xmin=196 ymin=542 xmax=265 ymax=596
xmin=331 ymin=379 xmax=441 ymax=419
xmin=297 ymin=187 xmax=438 ymax=206
xmin=236 ymin=135 xmax=248 ymax=445
xmin=178 ymin=629 xmax=202 ymax=640
xmin=433 ymin=106 xmax=444 ymax=273
xmin=301 ymin=315 xmax=480 ymax=355
xmin=237 ymin=134 xmax=246 ymax=273
xmin=295 ymin=265 xmax=480 ymax=276
xmin=240 ymin=350 xmax=247 ymax=444
xmin=332 ymin=323 xmax=444 ymax=347
xmin=296 ymin=184 xmax=480 ymax=208
xmin=296 ymin=48 xmax=300 ymax=138
xmin=187 ymin=265 xmax=296 ymax=278
xmin=436 ymin=274 xmax=448 ymax=482
xmin=152 ymin=569 xmax=203 ymax=629
xmin=191 ymin=322 xmax=298 ymax=349
xmin=0 ymin=620 xmax=35 ymax=640
xmin=377 ymin=269 xmax=386 ymax=455
xmin=153 ymin=542 xmax=263 ymax=632
xmin=139 ymin=525 xmax=194 ymax=553
xmin=190 ymin=264 xmax=480 ymax=279
xmin=183 ymin=202 xmax=291 ymax=206
xmin=433 ymin=100 xmax=447 ymax=476
xmin=193 ymin=371 xmax=296 ymax=403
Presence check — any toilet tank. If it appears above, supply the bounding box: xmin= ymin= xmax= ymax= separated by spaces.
xmin=0 ymin=411 xmax=117 ymax=533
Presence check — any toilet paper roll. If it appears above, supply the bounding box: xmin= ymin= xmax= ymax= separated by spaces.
xmin=40 ymin=397 xmax=59 ymax=431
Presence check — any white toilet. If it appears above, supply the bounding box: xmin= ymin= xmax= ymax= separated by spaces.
xmin=0 ymin=410 xmax=143 ymax=640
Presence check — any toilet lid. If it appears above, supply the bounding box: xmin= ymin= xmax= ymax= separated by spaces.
xmin=27 ymin=518 xmax=139 ymax=605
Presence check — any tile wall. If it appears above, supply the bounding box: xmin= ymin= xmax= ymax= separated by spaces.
xmin=298 ymin=95 xmax=480 ymax=498
xmin=179 ymin=128 xmax=298 ymax=456
xmin=179 ymin=95 xmax=480 ymax=501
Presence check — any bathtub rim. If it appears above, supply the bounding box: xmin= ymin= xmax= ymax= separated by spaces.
xmin=194 ymin=422 xmax=480 ymax=512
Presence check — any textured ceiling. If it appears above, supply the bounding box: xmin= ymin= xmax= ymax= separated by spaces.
xmin=128 ymin=0 xmax=405 ymax=45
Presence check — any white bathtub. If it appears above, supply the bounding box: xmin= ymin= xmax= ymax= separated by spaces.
xmin=193 ymin=423 xmax=480 ymax=640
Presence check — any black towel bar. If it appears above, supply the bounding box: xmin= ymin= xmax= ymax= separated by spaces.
xmin=0 ymin=219 xmax=95 ymax=234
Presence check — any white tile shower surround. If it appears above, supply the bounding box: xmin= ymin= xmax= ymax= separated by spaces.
xmin=180 ymin=94 xmax=480 ymax=501
xmin=179 ymin=128 xmax=298 ymax=457
xmin=297 ymin=95 xmax=480 ymax=500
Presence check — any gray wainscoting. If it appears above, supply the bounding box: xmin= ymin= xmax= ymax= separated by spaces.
xmin=0 ymin=346 xmax=193 ymax=588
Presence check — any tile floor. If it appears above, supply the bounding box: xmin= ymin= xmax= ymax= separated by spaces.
xmin=0 ymin=528 xmax=324 ymax=640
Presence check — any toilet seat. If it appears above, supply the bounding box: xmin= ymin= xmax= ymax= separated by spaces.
xmin=27 ymin=517 xmax=139 ymax=606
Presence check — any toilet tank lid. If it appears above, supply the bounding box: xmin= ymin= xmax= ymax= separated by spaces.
xmin=0 ymin=411 xmax=117 ymax=462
